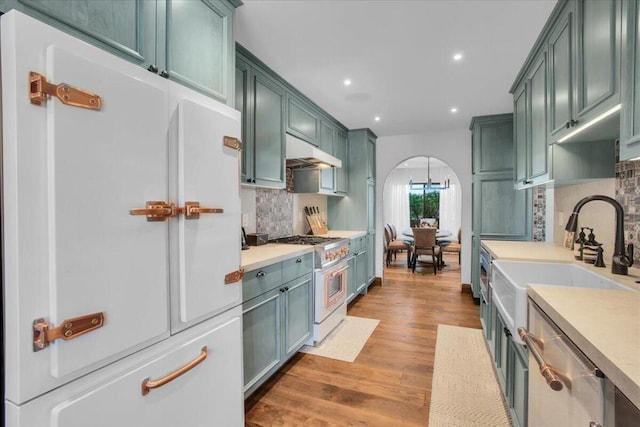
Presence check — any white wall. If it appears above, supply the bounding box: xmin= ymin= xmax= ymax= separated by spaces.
xmin=376 ymin=130 xmax=473 ymax=284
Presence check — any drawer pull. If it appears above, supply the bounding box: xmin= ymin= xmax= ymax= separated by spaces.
xmin=296 ymin=258 xmax=302 ymax=263
xmin=518 ymin=328 xmax=568 ymax=391
xmin=256 ymin=271 xmax=266 ymax=277
xmin=141 ymin=346 xmax=208 ymax=396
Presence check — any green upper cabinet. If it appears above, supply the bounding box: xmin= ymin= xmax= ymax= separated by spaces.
xmin=513 ymin=50 xmax=549 ymax=188
xmin=574 ymin=0 xmax=620 ymax=125
xmin=236 ymin=47 xmax=286 ymax=188
xmin=319 ymin=120 xmax=336 ymax=193
xmin=548 ymin=0 xmax=575 ymax=142
xmin=252 ymin=69 xmax=286 ymax=188
xmin=620 ymin=0 xmax=640 ymax=160
xmin=470 ymin=114 xmax=514 ymax=174
xmin=287 ymin=95 xmax=320 ymax=146
xmin=366 ymin=135 xmax=376 ymax=181
xmin=163 ymin=0 xmax=235 ymax=104
xmin=334 ymin=130 xmax=349 ymax=194
xmin=1 ymin=0 xmax=241 ymax=105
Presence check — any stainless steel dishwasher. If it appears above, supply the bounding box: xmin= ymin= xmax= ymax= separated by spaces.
xmin=519 ymin=300 xmax=606 ymax=427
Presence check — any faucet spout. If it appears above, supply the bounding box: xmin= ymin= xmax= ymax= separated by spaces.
xmin=564 ymin=195 xmax=633 ymax=275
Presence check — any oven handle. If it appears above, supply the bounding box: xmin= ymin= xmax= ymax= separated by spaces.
xmin=518 ymin=327 xmax=568 ymax=391
xmin=328 ymin=264 xmax=349 ymax=278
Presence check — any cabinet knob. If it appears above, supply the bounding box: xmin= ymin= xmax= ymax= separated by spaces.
xmin=252 ymin=179 xmax=256 ymax=183
xmin=147 ymin=64 xmax=158 ymax=74
xmin=296 ymin=258 xmax=302 ymax=263
xmin=159 ymin=70 xmax=169 ymax=79
xmin=280 ymin=288 xmax=285 ymax=293
xmin=256 ymin=271 xmax=266 ymax=277
xmin=284 ymin=287 xmax=289 ymax=291
xmin=570 ymin=119 xmax=578 ymax=127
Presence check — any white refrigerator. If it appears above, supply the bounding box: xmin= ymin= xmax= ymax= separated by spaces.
xmin=2 ymin=10 xmax=244 ymax=426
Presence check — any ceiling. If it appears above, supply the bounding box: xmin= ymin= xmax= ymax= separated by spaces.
xmin=235 ymin=0 xmax=556 ymax=138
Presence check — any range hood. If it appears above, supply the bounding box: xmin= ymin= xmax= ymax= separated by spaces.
xmin=285 ymin=133 xmax=342 ymax=169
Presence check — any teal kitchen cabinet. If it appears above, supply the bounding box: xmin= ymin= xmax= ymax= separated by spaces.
xmin=0 ymin=0 xmax=240 ymax=105
xmin=346 ymin=236 xmax=368 ymax=302
xmin=236 ymin=47 xmax=286 ymax=189
xmin=366 ymin=233 xmax=375 ymax=285
xmin=621 ymin=0 xmax=640 ymax=160
xmin=319 ymin=120 xmax=336 ymax=194
xmin=548 ymin=0 xmax=621 ymax=144
xmin=514 ymin=50 xmax=549 ymax=188
xmin=287 ymin=95 xmax=320 ymax=146
xmin=494 ymin=310 xmax=509 ymax=391
xmin=509 ymin=340 xmax=529 ymax=427
xmin=470 ymin=114 xmax=531 ymax=299
xmin=334 ymin=130 xmax=349 ymax=194
xmin=242 ymin=255 xmax=313 ymax=398
xmin=329 ymin=129 xmax=376 ymax=286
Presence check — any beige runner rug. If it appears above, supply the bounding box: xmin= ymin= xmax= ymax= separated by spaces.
xmin=299 ymin=316 xmax=379 ymax=362
xmin=429 ymin=324 xmax=512 ymax=426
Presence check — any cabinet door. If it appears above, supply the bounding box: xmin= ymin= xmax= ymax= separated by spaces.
xmin=242 ymin=288 xmax=282 ymax=396
xmin=575 ymin=0 xmax=620 ymax=122
xmin=3 ymin=0 xmax=157 ymax=69
xmin=2 ymin=14 xmax=170 ymax=403
xmin=513 ymin=84 xmax=528 ymax=184
xmin=236 ymin=57 xmax=253 ymax=183
xmin=474 ymin=173 xmax=531 ymax=240
xmin=366 ymin=135 xmax=376 ymax=181
xmin=287 ymin=95 xmax=319 ymax=145
xmin=527 ymin=52 xmax=549 ymax=182
xmin=472 ymin=118 xmax=514 ymax=174
xmin=335 ymin=130 xmax=349 ymax=194
xmin=169 ymin=86 xmax=242 ymax=331
xmin=253 ymin=69 xmax=286 ymax=188
xmin=620 ymin=0 xmax=640 ymax=160
xmin=283 ymin=274 xmax=313 ymax=358
xmin=10 ymin=308 xmax=244 ymax=427
xmin=494 ymin=312 xmax=508 ymax=391
xmin=366 ymin=233 xmax=376 ymax=284
xmin=548 ymin=2 xmax=575 ymax=142
xmin=367 ymin=180 xmax=376 ymax=233
xmin=510 ymin=341 xmax=529 ymax=427
xmin=355 ymin=250 xmax=368 ymax=293
xmin=164 ymin=0 xmax=234 ymax=104
xmin=320 ymin=121 xmax=336 ymax=192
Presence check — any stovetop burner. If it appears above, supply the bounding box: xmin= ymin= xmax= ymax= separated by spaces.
xmin=269 ymin=235 xmax=343 ymax=245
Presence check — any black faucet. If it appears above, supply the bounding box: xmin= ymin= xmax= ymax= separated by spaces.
xmin=565 ymin=195 xmax=634 ymax=275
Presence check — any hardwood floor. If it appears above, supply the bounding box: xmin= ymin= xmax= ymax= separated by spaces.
xmin=245 ymin=253 xmax=481 ymax=426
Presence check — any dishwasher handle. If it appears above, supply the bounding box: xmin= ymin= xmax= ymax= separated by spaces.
xmin=518 ymin=327 xmax=567 ymax=392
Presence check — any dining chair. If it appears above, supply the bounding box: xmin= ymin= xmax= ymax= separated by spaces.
xmin=441 ymin=228 xmax=462 ymax=264
xmin=410 ymin=227 xmax=441 ymax=274
xmin=384 ymin=225 xmax=412 ymax=267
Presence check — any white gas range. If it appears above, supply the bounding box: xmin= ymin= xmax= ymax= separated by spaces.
xmin=269 ymin=235 xmax=350 ymax=345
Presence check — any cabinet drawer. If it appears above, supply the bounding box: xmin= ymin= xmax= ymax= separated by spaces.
xmin=281 ymin=252 xmax=314 ymax=283
xmin=6 ymin=307 xmax=244 ymax=427
xmin=349 ymin=236 xmax=366 ymax=254
xmin=243 ymin=263 xmax=283 ymax=302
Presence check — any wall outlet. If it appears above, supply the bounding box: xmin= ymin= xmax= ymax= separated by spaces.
xmin=242 ymin=213 xmax=249 ymax=227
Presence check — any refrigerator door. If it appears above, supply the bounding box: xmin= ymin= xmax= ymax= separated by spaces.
xmin=528 ymin=301 xmax=605 ymax=427
xmin=2 ymin=11 xmax=170 ymax=403
xmin=169 ymin=84 xmax=242 ymax=330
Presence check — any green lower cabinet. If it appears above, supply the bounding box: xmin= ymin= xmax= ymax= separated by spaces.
xmin=510 ymin=340 xmax=529 ymax=427
xmin=242 ymin=288 xmax=282 ymax=397
xmin=346 ymin=256 xmax=356 ymax=303
xmin=282 ymin=274 xmax=313 ymax=358
xmin=366 ymin=233 xmax=375 ymax=285
xmin=242 ymin=261 xmax=312 ymax=398
xmin=494 ymin=311 xmax=509 ymax=391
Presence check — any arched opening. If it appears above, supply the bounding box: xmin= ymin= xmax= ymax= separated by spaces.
xmin=381 ymin=156 xmax=462 ymax=276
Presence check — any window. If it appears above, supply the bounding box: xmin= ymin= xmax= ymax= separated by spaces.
xmin=409 ymin=183 xmax=440 ymax=227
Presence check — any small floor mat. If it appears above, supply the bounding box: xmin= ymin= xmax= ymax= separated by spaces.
xmin=299 ymin=316 xmax=380 ymax=362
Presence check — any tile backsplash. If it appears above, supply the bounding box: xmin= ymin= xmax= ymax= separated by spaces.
xmin=255 ymin=188 xmax=294 ymax=239
xmin=533 ymin=187 xmax=546 ymax=242
xmin=616 ymin=158 xmax=640 ymax=265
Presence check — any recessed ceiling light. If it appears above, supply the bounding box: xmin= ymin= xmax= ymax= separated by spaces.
xmin=453 ymin=53 xmax=463 ymax=61
xmin=344 ymin=79 xmax=352 ymax=86
xmin=374 ymin=116 xmax=381 ymax=122
xmin=450 ymin=107 xmax=458 ymax=113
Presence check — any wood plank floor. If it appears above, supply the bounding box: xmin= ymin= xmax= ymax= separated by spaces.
xmin=245 ymin=252 xmax=481 ymax=426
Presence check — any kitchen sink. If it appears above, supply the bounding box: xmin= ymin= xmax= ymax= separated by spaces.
xmin=491 ymin=260 xmax=634 ymax=343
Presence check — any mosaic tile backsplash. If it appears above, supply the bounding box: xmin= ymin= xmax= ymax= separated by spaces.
xmin=533 ymin=187 xmax=546 ymax=242
xmin=615 ymin=158 xmax=640 ymax=265
xmin=256 ymin=188 xmax=294 ymax=239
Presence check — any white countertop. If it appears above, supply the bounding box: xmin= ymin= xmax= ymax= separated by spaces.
xmin=241 ymin=230 xmax=364 ymax=271
xmin=482 ymin=240 xmax=640 ymax=407
xmin=241 ymin=244 xmax=314 ymax=271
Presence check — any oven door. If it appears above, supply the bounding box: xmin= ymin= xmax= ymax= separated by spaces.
xmin=315 ymin=261 xmax=348 ymax=322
